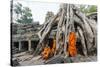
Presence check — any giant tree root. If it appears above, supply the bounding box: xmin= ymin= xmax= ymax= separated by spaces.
xmin=33 ymin=4 xmax=97 ymax=59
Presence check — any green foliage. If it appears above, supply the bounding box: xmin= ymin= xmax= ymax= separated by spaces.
xmin=14 ymin=2 xmax=33 ymax=24
xmin=88 ymin=6 xmax=97 ymax=13
xmin=80 ymin=5 xmax=97 ymax=14
xmin=14 ymin=3 xmax=22 ymax=17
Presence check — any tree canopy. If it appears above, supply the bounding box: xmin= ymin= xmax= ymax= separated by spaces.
xmin=14 ymin=2 xmax=33 ymax=24
xmin=79 ymin=5 xmax=97 ymax=14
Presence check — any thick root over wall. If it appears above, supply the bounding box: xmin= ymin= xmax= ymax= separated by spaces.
xmin=33 ymin=4 xmax=97 ymax=60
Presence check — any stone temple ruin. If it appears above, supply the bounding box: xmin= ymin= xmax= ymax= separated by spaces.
xmin=11 ymin=4 xmax=97 ymax=66
xmin=12 ymin=26 xmax=58 ymax=55
xmin=11 ymin=22 xmax=40 ymax=54
xmin=11 ymin=12 xmax=56 ymax=54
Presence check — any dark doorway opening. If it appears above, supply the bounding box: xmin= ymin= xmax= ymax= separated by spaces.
xmin=31 ymin=40 xmax=39 ymax=51
xmin=12 ymin=42 xmax=19 ymax=54
xmin=13 ymin=42 xmax=19 ymax=48
xmin=48 ymin=38 xmax=53 ymax=49
xmin=76 ymin=41 xmax=84 ymax=55
xmin=21 ymin=41 xmax=28 ymax=51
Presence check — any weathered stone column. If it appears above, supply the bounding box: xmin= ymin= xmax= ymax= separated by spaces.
xmin=28 ymin=40 xmax=31 ymax=51
xmin=19 ymin=41 xmax=21 ymax=51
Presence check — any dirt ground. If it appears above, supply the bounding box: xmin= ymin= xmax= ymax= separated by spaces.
xmin=12 ymin=52 xmax=97 ymax=66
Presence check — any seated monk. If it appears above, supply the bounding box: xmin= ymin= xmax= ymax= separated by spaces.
xmin=41 ymin=47 xmax=51 ymax=60
xmin=41 ymin=38 xmax=56 ymax=60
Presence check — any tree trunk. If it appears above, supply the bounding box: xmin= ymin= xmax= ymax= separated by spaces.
xmin=33 ymin=4 xmax=97 ymax=57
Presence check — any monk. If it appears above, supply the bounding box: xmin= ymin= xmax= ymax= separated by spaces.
xmin=41 ymin=47 xmax=51 ymax=60
xmin=68 ymin=32 xmax=77 ymax=57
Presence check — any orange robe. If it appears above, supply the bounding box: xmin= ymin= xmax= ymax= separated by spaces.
xmin=68 ymin=32 xmax=77 ymax=57
xmin=42 ymin=39 xmax=56 ymax=60
xmin=41 ymin=47 xmax=51 ymax=60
